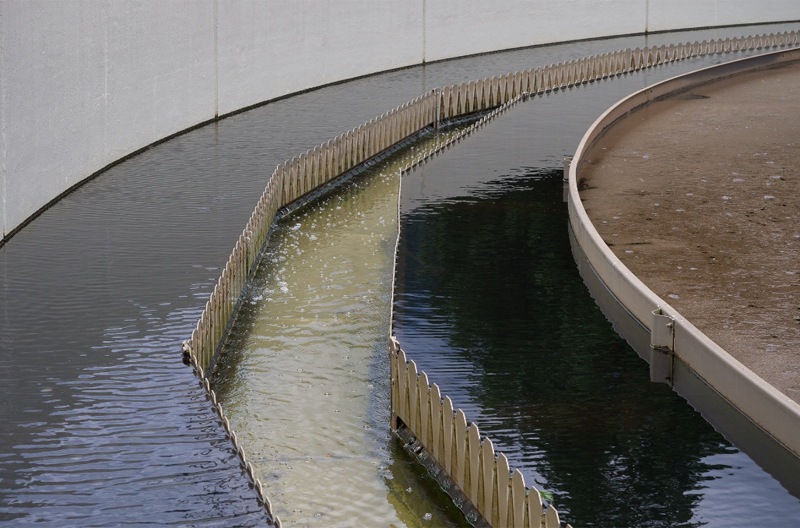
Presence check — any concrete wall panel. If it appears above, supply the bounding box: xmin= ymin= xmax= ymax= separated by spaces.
xmin=647 ymin=1 xmax=798 ymax=33
xmin=424 ymin=0 xmax=645 ymax=62
xmin=1 ymin=2 xmax=6 ymax=236
xmin=2 ymin=0 xmax=798 ymax=241
xmin=1 ymin=0 xmax=216 ymax=239
xmin=217 ymin=0 xmax=424 ymax=116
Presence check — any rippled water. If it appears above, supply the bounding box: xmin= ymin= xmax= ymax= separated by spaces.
xmin=394 ymin=54 xmax=800 ymax=527
xmin=213 ymin=133 xmax=470 ymax=528
xmin=1 ymin=21 xmax=796 ymax=526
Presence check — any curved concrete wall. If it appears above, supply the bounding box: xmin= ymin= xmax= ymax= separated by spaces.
xmin=567 ymin=48 xmax=800 ymax=458
xmin=1 ymin=0 xmax=799 ymax=243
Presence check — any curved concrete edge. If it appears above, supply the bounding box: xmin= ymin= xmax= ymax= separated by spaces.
xmin=568 ymin=47 xmax=800 ymax=458
xmin=4 ymin=1 xmax=800 ymax=247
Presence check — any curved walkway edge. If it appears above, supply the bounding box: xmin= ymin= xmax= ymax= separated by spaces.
xmin=567 ymin=47 xmax=800 ymax=459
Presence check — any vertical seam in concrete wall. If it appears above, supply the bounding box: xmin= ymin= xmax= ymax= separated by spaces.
xmin=645 ymin=0 xmax=650 ymax=34
xmin=422 ymin=0 xmax=427 ymax=63
xmin=102 ymin=1 xmax=109 ymax=161
xmin=0 ymin=0 xmax=6 ymax=237
xmin=214 ymin=0 xmax=219 ymax=118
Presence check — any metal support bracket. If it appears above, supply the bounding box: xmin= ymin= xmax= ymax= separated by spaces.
xmin=434 ymin=88 xmax=442 ymax=130
xmin=650 ymin=308 xmax=674 ymax=385
xmin=389 ymin=335 xmax=400 ymax=430
xmin=562 ymin=156 xmax=573 ymax=203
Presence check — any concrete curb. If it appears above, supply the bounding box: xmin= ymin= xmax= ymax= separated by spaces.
xmin=568 ymin=47 xmax=800 ymax=459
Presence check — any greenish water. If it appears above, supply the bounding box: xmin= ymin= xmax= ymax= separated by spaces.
xmin=2 ymin=21 xmax=797 ymax=527
xmin=212 ymin=50 xmax=800 ymax=527
xmin=213 ymin=133 xmax=470 ymax=528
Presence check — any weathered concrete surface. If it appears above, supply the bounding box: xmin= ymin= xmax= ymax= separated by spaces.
xmin=3 ymin=0 xmax=800 ymax=243
xmin=647 ymin=0 xmax=799 ymax=32
xmin=579 ymin=61 xmax=800 ymax=404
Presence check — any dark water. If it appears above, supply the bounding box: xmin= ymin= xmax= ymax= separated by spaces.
xmin=1 ymin=22 xmax=797 ymax=526
xmin=393 ymin=55 xmax=800 ymax=527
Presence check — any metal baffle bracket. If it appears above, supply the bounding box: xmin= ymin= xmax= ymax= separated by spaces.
xmin=434 ymin=88 xmax=442 ymax=129
xmin=650 ymin=308 xmax=674 ymax=385
xmin=563 ymin=156 xmax=573 ymax=203
xmin=390 ymin=336 xmax=401 ymax=430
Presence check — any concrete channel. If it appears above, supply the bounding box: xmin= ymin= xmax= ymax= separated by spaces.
xmin=1 ymin=22 xmax=797 ymax=528
xmin=570 ymin=48 xmax=800 ymax=495
xmin=393 ymin=43 xmax=800 ymax=527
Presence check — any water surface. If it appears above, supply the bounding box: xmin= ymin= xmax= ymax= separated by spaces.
xmin=1 ymin=22 xmax=795 ymax=526
xmin=213 ymin=133 xmax=471 ymax=528
xmin=394 ymin=54 xmax=800 ymax=527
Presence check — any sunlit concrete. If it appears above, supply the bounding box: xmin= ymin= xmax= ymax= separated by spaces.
xmin=2 ymin=0 xmax=798 ymax=241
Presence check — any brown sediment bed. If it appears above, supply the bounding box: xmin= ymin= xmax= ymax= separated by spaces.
xmin=578 ymin=60 xmax=800 ymax=404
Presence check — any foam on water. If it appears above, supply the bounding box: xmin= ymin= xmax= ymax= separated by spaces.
xmin=1 ymin=22 xmax=796 ymax=526
xmin=213 ymin=133 xmax=470 ymax=527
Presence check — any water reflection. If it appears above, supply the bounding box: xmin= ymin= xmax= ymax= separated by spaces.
xmin=396 ymin=169 xmax=800 ymax=527
xmin=394 ymin=63 xmax=800 ymax=526
xmin=1 ymin=21 xmax=796 ymax=525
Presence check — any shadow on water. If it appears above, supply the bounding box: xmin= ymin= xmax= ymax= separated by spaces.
xmin=1 ymin=21 xmax=798 ymax=526
xmin=395 ymin=172 xmax=741 ymax=526
xmin=393 ymin=65 xmax=800 ymax=525
xmin=384 ymin=435 xmax=472 ymax=527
